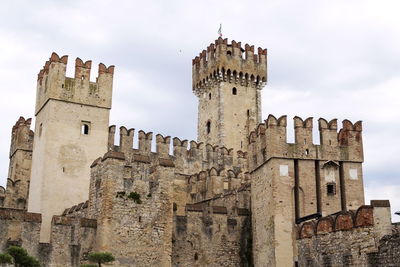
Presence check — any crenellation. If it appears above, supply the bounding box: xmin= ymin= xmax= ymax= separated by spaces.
xmin=9 ymin=117 xmax=34 ymax=158
xmin=119 ymin=126 xmax=134 ymax=154
xmin=156 ymin=134 xmax=171 ymax=156
xmin=249 ymin=115 xmax=364 ymax=170
xmin=107 ymin=125 xmax=116 ymax=151
xmin=192 ymin=37 xmax=267 ymax=94
xmin=338 ymin=119 xmax=363 ymax=161
xmin=138 ymin=130 xmax=153 ymax=154
xmin=74 ymin=57 xmax=92 ymax=81
xmin=297 ymin=205 xmax=374 ymax=239
xmin=35 ymin=52 xmax=114 ymax=115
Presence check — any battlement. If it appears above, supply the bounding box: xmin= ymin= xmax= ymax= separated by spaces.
xmin=248 ymin=115 xmax=363 ymax=170
xmin=187 ymin=168 xmax=249 ymax=202
xmin=106 ymin=125 xmax=248 ymax=174
xmin=9 ymin=116 xmax=34 ymax=158
xmin=192 ymin=37 xmax=267 ymax=95
xmin=298 ymin=205 xmax=373 ymax=239
xmin=35 ymin=52 xmax=114 ymax=114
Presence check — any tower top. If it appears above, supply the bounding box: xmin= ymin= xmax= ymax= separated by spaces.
xmin=35 ymin=52 xmax=114 ymax=115
xmin=192 ymin=37 xmax=267 ymax=96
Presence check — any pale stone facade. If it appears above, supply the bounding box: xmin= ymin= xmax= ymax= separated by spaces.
xmin=0 ymin=37 xmax=398 ymax=267
xmin=28 ymin=54 xmax=114 ymax=241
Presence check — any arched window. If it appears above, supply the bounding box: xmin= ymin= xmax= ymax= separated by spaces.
xmin=227 ymin=51 xmax=232 ymax=56
xmin=232 ymin=87 xmax=237 ymax=95
xmin=206 ymin=121 xmax=211 ymax=134
xmin=81 ymin=123 xmax=90 ymax=135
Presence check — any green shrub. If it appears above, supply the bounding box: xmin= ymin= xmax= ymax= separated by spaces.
xmin=7 ymin=246 xmax=40 ymax=267
xmin=87 ymin=252 xmax=115 ymax=267
xmin=0 ymin=253 xmax=13 ymax=264
xmin=80 ymin=264 xmax=98 ymax=267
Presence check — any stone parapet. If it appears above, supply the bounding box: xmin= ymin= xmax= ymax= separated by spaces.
xmin=248 ymin=115 xmax=363 ymax=171
xmin=192 ymin=37 xmax=267 ymax=95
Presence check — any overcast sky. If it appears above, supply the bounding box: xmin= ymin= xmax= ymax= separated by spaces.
xmin=0 ymin=0 xmax=399 ymax=221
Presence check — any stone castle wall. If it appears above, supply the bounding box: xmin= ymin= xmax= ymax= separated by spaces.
xmin=297 ymin=201 xmax=398 ymax=267
xmin=172 ymin=185 xmax=251 ymax=267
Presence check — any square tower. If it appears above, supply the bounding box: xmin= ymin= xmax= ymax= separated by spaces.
xmin=193 ymin=38 xmax=267 ymax=151
xmin=28 ymin=53 xmax=114 ymax=241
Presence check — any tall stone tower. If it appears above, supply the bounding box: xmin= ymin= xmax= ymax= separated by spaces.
xmin=28 ymin=53 xmax=114 ymax=241
xmin=3 ymin=117 xmax=34 ymax=210
xmin=192 ymin=38 xmax=267 ymax=151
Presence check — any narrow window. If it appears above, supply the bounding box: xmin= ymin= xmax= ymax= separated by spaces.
xmin=305 ymin=149 xmax=309 ymax=155
xmin=209 ymin=93 xmax=211 ymax=100
xmin=232 ymin=87 xmax=237 ymax=95
xmin=81 ymin=123 xmax=90 ymax=135
xmin=39 ymin=123 xmax=43 ymax=137
xmin=327 ymin=183 xmax=336 ymax=196
xmin=206 ymin=121 xmax=211 ymax=134
xmin=247 ymin=109 xmax=250 ymax=117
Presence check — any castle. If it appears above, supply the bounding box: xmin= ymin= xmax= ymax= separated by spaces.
xmin=0 ymin=37 xmax=398 ymax=267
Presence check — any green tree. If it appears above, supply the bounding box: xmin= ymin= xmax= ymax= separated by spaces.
xmin=7 ymin=246 xmax=40 ymax=267
xmin=87 ymin=252 xmax=115 ymax=267
xmin=0 ymin=253 xmax=13 ymax=265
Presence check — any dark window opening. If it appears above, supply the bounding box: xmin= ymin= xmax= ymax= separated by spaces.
xmin=206 ymin=121 xmax=211 ymax=134
xmin=247 ymin=109 xmax=250 ymax=117
xmin=227 ymin=51 xmax=232 ymax=56
xmin=61 ymin=84 xmax=64 ymax=88
xmin=327 ymin=183 xmax=336 ymax=196
xmin=194 ymin=253 xmax=199 ymax=261
xmin=139 ymin=216 xmax=142 ymax=223
xmin=305 ymin=149 xmax=309 ymax=155
xmin=39 ymin=123 xmax=43 ymax=137
xmin=208 ymin=93 xmax=211 ymax=100
xmin=82 ymin=124 xmax=90 ymax=135
xmin=232 ymin=87 xmax=237 ymax=95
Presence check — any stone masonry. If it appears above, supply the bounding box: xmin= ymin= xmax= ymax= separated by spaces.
xmin=0 ymin=37 xmax=398 ymax=267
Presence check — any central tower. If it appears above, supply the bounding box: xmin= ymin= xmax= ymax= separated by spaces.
xmin=192 ymin=38 xmax=267 ymax=151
